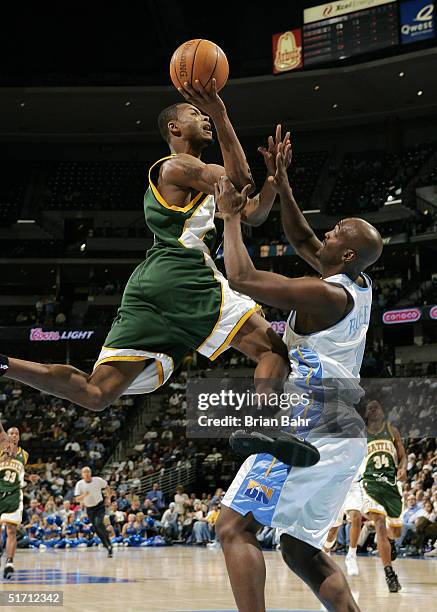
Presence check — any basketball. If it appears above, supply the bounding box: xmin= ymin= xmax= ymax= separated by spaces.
xmin=170 ymin=39 xmax=229 ymax=93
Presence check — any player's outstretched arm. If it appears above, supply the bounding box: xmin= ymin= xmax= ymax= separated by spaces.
xmin=178 ymin=78 xmax=254 ymax=193
xmin=270 ymin=143 xmax=323 ymax=273
xmin=0 ymin=422 xmax=9 ymax=450
xmin=216 ymin=176 xmax=347 ymax=318
xmin=240 ymin=125 xmax=290 ymax=227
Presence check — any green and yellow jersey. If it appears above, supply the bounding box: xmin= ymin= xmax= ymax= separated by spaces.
xmin=0 ymin=447 xmax=28 ymax=494
xmin=363 ymin=421 xmax=398 ymax=486
xmin=96 ymin=155 xmax=258 ymax=394
xmin=362 ymin=422 xmax=403 ymax=519
xmin=146 ymin=154 xmax=217 ymax=254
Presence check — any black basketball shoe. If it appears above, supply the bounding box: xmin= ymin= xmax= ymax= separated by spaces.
xmin=229 ymin=430 xmax=320 ymax=467
xmin=3 ymin=561 xmax=14 ymax=580
xmin=384 ymin=566 xmax=401 ymax=592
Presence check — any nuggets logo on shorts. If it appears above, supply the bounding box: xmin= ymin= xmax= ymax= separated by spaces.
xmin=243 ymin=479 xmax=273 ymax=505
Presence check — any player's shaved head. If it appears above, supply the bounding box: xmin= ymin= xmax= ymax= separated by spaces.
xmin=318 ymin=217 xmax=383 ymax=279
xmin=340 ymin=218 xmax=383 ymax=270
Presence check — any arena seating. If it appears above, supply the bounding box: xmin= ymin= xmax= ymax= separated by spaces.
xmin=327 ymin=143 xmax=436 ymax=214
xmin=42 ymin=161 xmax=148 ymax=210
xmin=0 ymin=162 xmax=30 ymax=226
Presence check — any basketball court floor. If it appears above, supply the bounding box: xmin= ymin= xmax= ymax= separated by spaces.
xmin=2 ymin=547 xmax=436 ymax=611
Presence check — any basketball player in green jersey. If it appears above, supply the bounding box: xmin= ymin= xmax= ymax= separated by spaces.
xmin=0 ymin=80 xmax=317 ymax=467
xmin=362 ymin=400 xmax=406 ymax=593
xmin=0 ymin=426 xmax=28 ymax=579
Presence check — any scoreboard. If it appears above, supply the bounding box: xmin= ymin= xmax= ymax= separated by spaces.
xmin=303 ymin=1 xmax=399 ymax=66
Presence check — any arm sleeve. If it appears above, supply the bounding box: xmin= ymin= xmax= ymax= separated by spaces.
xmin=74 ymin=481 xmax=82 ymax=496
xmin=96 ymin=477 xmax=108 ymax=488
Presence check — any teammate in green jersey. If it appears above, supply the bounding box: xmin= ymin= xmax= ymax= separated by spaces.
xmin=0 ymin=426 xmax=28 ymax=579
xmin=362 ymin=400 xmax=406 ymax=593
xmin=0 ymin=81 xmax=318 ymax=467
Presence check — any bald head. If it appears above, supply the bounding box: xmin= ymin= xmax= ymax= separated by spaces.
xmin=341 ymin=218 xmax=383 ymax=270
xmin=318 ymin=217 xmax=383 ymax=276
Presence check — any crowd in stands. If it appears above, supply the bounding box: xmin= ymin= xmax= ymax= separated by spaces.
xmin=0 ymin=142 xmax=436 ymax=230
xmin=42 ymin=161 xmax=147 ymax=211
xmin=2 ymin=365 xmax=436 ymax=558
xmin=0 ymin=381 xmax=130 ymax=475
xmin=16 ymin=483 xmax=222 ymax=550
xmin=327 ymin=143 xmax=436 ymax=214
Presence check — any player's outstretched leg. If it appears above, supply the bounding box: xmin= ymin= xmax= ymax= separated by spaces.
xmin=368 ymin=512 xmax=401 ymax=593
xmin=0 ymin=355 xmax=146 ymax=412
xmin=280 ymin=533 xmax=361 ymax=612
xmin=345 ymin=510 xmax=362 ymax=576
xmin=216 ymin=507 xmax=266 ymax=612
xmin=229 ymin=313 xmax=320 ymax=468
xmin=3 ymin=523 xmax=17 ymax=580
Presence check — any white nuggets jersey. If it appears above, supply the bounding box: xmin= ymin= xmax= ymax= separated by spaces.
xmin=284 ymin=273 xmax=372 ymax=382
xmin=222 ymin=272 xmax=372 ymax=549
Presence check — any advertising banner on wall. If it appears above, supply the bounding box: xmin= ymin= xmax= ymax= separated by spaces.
xmin=303 ymin=0 xmax=394 ymax=24
xmin=382 ymin=305 xmax=437 ymax=324
xmin=272 ymin=29 xmax=303 ymax=73
xmin=400 ymin=0 xmax=435 ymax=43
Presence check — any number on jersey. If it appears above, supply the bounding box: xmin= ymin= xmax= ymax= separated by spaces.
xmin=373 ymin=454 xmax=390 ymax=470
xmin=2 ymin=470 xmax=17 ymax=483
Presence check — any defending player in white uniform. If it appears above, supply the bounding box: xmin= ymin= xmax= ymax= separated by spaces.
xmin=214 ymin=139 xmax=383 ymax=612
xmin=223 ymin=271 xmax=371 ymax=549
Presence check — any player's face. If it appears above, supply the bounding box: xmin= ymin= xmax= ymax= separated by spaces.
xmin=82 ymin=469 xmax=92 ymax=482
xmin=7 ymin=428 xmax=19 ymax=445
xmin=366 ymin=400 xmax=384 ymax=420
xmin=316 ymin=220 xmax=356 ymax=267
xmin=176 ymin=104 xmax=213 ymax=145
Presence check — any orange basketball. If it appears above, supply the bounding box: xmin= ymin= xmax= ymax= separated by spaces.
xmin=170 ymin=39 xmax=229 ymax=93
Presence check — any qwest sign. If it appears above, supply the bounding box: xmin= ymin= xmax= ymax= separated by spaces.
xmin=382 ymin=308 xmax=422 ymax=324
xmin=400 ymin=0 xmax=435 ymax=43
xmin=29 ymin=328 xmax=95 ymax=341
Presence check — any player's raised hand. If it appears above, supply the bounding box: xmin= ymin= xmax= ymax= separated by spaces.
xmin=267 ymin=141 xmax=292 ymax=193
xmin=0 ymin=437 xmax=17 ymax=459
xmin=178 ymin=78 xmax=226 ymax=118
xmin=214 ymin=176 xmax=252 ymax=217
xmin=258 ymin=125 xmax=292 ymax=177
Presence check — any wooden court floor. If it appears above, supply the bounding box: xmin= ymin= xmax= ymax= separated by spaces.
xmin=1 ymin=546 xmax=436 ymax=612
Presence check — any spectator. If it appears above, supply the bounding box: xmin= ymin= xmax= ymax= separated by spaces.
xmin=174 ymin=486 xmax=189 ymax=518
xmin=59 ymin=500 xmax=74 ymax=522
xmin=161 ymin=503 xmax=180 ymax=541
xmin=117 ymin=491 xmax=130 ymax=512
xmin=146 ymin=483 xmax=165 ymax=511
xmin=397 ymin=494 xmax=426 ymax=548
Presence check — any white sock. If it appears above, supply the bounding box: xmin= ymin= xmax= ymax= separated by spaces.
xmin=324 ymin=538 xmax=336 ymax=550
xmin=347 ymin=546 xmax=357 ymax=558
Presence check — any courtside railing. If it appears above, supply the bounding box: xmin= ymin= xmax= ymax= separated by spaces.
xmin=125 ymin=464 xmax=196 ymax=497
